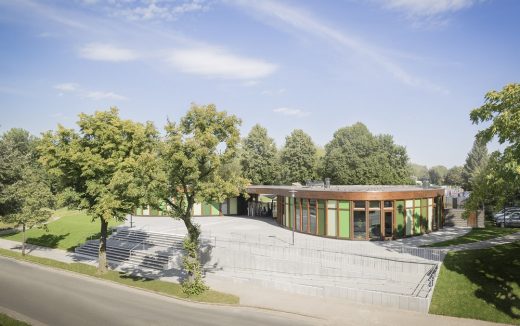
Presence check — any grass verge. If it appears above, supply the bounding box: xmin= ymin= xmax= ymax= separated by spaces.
xmin=429 ymin=241 xmax=520 ymax=325
xmin=0 ymin=313 xmax=30 ymax=326
xmin=1 ymin=208 xmax=122 ymax=251
xmin=422 ymin=225 xmax=519 ymax=247
xmin=0 ymin=248 xmax=239 ymax=305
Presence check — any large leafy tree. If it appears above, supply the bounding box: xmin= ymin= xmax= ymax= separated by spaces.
xmin=444 ymin=166 xmax=464 ymax=186
xmin=0 ymin=129 xmax=54 ymax=255
xmin=39 ymin=108 xmax=159 ymax=273
xmin=410 ymin=163 xmax=429 ymax=180
xmin=279 ymin=129 xmax=318 ymax=184
xmin=159 ymin=104 xmax=247 ymax=293
xmin=240 ymin=124 xmax=279 ymax=185
xmin=461 ymin=138 xmax=489 ymax=191
xmin=428 ymin=165 xmax=448 ymax=185
xmin=467 ymin=83 xmax=520 ymax=209
xmin=321 ymin=122 xmax=411 ymax=184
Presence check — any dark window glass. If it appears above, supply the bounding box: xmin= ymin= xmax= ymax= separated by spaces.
xmin=369 ymin=210 xmax=381 ymax=239
xmin=295 ymin=199 xmax=301 ymax=231
xmin=384 ymin=201 xmax=393 ymax=208
xmin=353 ymin=211 xmax=366 ymax=239
xmin=385 ymin=211 xmax=392 ymax=237
xmin=354 ymin=201 xmax=365 ymax=209
xmin=302 ymin=200 xmax=308 ymax=233
xmin=369 ymin=201 xmax=380 ymax=209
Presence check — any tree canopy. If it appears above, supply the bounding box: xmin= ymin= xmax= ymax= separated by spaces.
xmin=461 ymin=138 xmax=489 ymax=191
xmin=39 ymin=108 xmax=159 ymax=273
xmin=321 ymin=123 xmax=411 ymax=185
xmin=0 ymin=129 xmax=54 ymax=255
xmin=466 ymin=83 xmax=520 ymax=209
xmin=279 ymin=129 xmax=318 ymax=184
xmin=444 ymin=166 xmax=464 ymax=186
xmin=428 ymin=165 xmax=448 ymax=185
xmin=158 ymin=104 xmax=247 ymax=294
xmin=240 ymin=124 xmax=279 ymax=185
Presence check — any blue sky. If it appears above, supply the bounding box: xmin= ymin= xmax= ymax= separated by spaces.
xmin=0 ymin=0 xmax=518 ymax=168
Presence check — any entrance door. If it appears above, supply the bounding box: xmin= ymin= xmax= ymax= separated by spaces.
xmin=353 ymin=211 xmax=366 ymax=239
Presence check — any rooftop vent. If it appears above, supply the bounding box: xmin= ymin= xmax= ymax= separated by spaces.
xmin=325 ymin=178 xmax=331 ymax=189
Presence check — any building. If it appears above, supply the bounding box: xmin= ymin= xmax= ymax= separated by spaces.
xmin=246 ymin=185 xmax=445 ymax=240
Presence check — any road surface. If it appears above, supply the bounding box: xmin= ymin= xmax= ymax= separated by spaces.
xmin=0 ymin=256 xmax=321 ymax=326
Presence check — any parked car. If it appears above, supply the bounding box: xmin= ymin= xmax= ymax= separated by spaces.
xmin=494 ymin=207 xmax=520 ymax=221
xmin=495 ymin=211 xmax=520 ymax=227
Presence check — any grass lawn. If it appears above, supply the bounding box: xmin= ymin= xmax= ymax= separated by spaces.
xmin=0 ymin=313 xmax=31 ymax=326
xmin=422 ymin=224 xmax=519 ymax=247
xmin=1 ymin=208 xmax=122 ymax=251
xmin=0 ymin=248 xmax=239 ymax=305
xmin=430 ymin=241 xmax=520 ymax=325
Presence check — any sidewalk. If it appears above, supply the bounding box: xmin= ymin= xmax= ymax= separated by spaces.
xmin=0 ymin=237 xmax=508 ymax=326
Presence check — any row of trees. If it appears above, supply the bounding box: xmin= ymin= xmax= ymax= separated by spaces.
xmin=409 ymin=139 xmax=489 ymax=188
xmin=241 ymin=122 xmax=412 ymax=186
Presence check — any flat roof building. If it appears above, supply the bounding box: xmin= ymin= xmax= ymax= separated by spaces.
xmin=246 ymin=184 xmax=445 ymax=241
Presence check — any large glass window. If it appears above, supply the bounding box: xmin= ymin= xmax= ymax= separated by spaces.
xmin=302 ymin=199 xmax=308 ymax=233
xmin=369 ymin=210 xmax=381 ymax=239
xmin=309 ymin=199 xmax=317 ymax=234
xmin=384 ymin=211 xmax=393 ymax=237
xmin=354 ymin=210 xmax=366 ymax=239
xmin=327 ymin=200 xmax=337 ymax=237
xmin=354 ymin=201 xmax=365 ymax=209
xmin=369 ymin=201 xmax=380 ymax=209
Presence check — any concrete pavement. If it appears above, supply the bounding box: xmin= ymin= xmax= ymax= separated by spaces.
xmin=0 ymin=256 xmax=319 ymax=326
xmin=0 ymin=237 xmax=509 ymax=326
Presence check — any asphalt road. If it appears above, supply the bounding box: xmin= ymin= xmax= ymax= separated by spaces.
xmin=0 ymin=257 xmax=321 ymax=326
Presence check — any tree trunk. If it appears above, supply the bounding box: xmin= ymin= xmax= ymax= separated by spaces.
xmin=22 ymin=223 xmax=26 ymax=256
xmin=98 ymin=218 xmax=109 ymax=274
xmin=180 ymin=213 xmax=200 ymax=282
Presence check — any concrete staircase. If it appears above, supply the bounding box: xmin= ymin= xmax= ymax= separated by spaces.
xmin=75 ymin=229 xmax=187 ymax=270
xmin=444 ymin=209 xmax=467 ymax=227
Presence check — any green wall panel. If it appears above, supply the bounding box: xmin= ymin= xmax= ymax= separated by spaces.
xmin=210 ymin=201 xmax=220 ymax=215
xmin=339 ymin=210 xmax=350 ymax=238
xmin=230 ymin=198 xmax=238 ymax=215
xmin=395 ymin=200 xmax=405 ymax=237
xmin=421 ymin=206 xmax=428 ymax=232
xmin=414 ymin=207 xmax=421 ymax=234
xmin=202 ymin=202 xmax=211 ymax=216
xmin=318 ymin=200 xmax=326 ymax=236
xmin=406 ymin=208 xmax=413 ymax=235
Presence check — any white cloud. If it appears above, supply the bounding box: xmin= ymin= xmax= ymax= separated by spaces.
xmin=79 ymin=43 xmax=139 ymax=62
xmin=380 ymin=0 xmax=478 ymax=17
xmin=113 ymin=0 xmax=210 ymax=21
xmin=54 ymin=83 xmax=79 ymax=92
xmin=233 ymin=0 xmax=447 ymax=93
xmin=167 ymin=47 xmax=277 ymax=80
xmin=273 ymin=107 xmax=310 ymax=118
xmin=85 ymin=91 xmax=127 ymax=101
xmin=53 ymin=82 xmax=127 ymax=101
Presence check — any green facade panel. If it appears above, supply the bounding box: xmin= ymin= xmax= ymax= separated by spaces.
xmin=210 ymin=201 xmax=220 ymax=215
xmin=202 ymin=202 xmax=211 ymax=216
xmin=395 ymin=200 xmax=405 ymax=237
xmin=230 ymin=198 xmax=238 ymax=215
xmin=339 ymin=210 xmax=350 ymax=238
xmin=414 ymin=207 xmax=421 ymax=234
xmin=318 ymin=200 xmax=326 ymax=236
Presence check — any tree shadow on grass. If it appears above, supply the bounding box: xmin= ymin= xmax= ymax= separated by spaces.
xmin=26 ymin=233 xmax=69 ymax=249
xmin=442 ymin=242 xmax=520 ymax=320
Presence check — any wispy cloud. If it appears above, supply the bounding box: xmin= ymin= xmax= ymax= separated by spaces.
xmin=233 ymin=0 xmax=447 ymax=93
xmin=112 ymin=0 xmax=210 ymax=21
xmin=79 ymin=43 xmax=139 ymax=62
xmin=166 ymin=47 xmax=277 ymax=80
xmin=54 ymin=83 xmax=79 ymax=92
xmin=273 ymin=107 xmax=310 ymax=118
xmin=53 ymin=82 xmax=126 ymax=101
xmin=85 ymin=91 xmax=127 ymax=101
xmin=379 ymin=0 xmax=479 ymax=17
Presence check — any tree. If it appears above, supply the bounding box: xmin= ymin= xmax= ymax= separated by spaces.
xmin=159 ymin=104 xmax=247 ymax=294
xmin=428 ymin=165 xmax=448 ymax=185
xmin=240 ymin=124 xmax=279 ymax=185
xmin=467 ymin=83 xmax=520 ymax=210
xmin=410 ymin=163 xmax=429 ymax=180
xmin=321 ymin=122 xmax=411 ymax=185
xmin=444 ymin=166 xmax=464 ymax=186
xmin=279 ymin=129 xmax=318 ymax=184
xmin=461 ymin=138 xmax=489 ymax=191
xmin=0 ymin=129 xmax=54 ymax=255
xmin=39 ymin=108 xmax=158 ymax=273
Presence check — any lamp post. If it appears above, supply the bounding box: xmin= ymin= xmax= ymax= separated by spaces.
xmin=288 ymin=189 xmax=297 ymax=245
